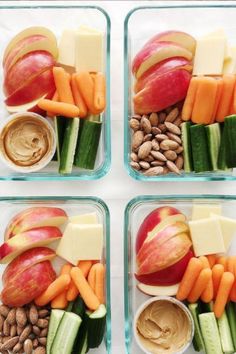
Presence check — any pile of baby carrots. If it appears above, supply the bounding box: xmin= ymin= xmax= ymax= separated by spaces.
xmin=37 ymin=66 xmax=106 ymax=118
xmin=176 ymin=255 xmax=236 ymax=318
xmin=34 ymin=260 xmax=105 ymax=311
xmin=182 ymin=74 xmax=236 ymax=124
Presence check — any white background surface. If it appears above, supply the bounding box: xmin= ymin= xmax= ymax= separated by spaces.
xmin=1 ymin=1 xmax=236 ymax=353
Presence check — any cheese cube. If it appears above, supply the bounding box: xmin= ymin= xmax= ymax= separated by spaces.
xmin=189 ymin=217 xmax=225 ymax=256
xmin=56 ymin=223 xmax=103 ymax=265
xmin=193 ymin=36 xmax=226 ymax=75
xmin=75 ymin=27 xmax=104 ymax=72
xmin=191 ymin=204 xmax=222 ymax=220
xmin=223 ymin=47 xmax=236 ymax=74
xmin=58 ymin=29 xmax=76 ymax=68
xmin=210 ymin=213 xmax=236 ymax=251
xmin=69 ymin=212 xmax=98 ymax=224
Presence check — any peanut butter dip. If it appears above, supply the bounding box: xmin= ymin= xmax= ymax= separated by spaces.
xmin=0 ymin=116 xmax=53 ymax=167
xmin=136 ymin=300 xmax=192 ymax=354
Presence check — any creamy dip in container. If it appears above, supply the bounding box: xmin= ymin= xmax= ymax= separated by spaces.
xmin=134 ymin=296 xmax=194 ymax=354
xmin=0 ymin=112 xmax=56 ymax=173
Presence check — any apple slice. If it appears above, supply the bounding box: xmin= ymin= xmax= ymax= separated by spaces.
xmin=5 ymin=206 xmax=68 ymax=240
xmin=145 ymin=31 xmax=196 ymax=55
xmin=1 ymin=260 xmax=56 ymax=307
xmin=137 ymin=282 xmax=180 ymax=296
xmin=132 ymin=41 xmax=193 ymax=79
xmin=133 ymin=68 xmax=191 ymax=115
xmin=2 ymin=247 xmax=56 ymax=285
xmin=0 ymin=226 xmax=62 ymax=264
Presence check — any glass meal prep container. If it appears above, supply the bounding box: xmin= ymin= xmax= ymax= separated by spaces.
xmin=124 ymin=195 xmax=236 ymax=354
xmin=0 ymin=196 xmax=111 ymax=354
xmin=0 ymin=2 xmax=111 ymax=180
xmin=124 ymin=3 xmax=236 ymax=181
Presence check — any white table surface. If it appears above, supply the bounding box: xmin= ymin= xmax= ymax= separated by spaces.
xmin=1 ymin=1 xmax=236 ymax=353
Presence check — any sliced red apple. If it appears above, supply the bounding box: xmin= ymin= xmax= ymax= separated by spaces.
xmin=0 ymin=226 xmax=62 ymax=264
xmin=134 ymin=57 xmax=192 ymax=93
xmin=2 ymin=247 xmax=56 ymax=285
xmin=1 ymin=260 xmax=56 ymax=307
xmin=145 ymin=31 xmax=196 ymax=55
xmin=133 ymin=68 xmax=191 ymax=115
xmin=135 ymin=250 xmax=193 ymax=286
xmin=132 ymin=41 xmax=193 ymax=79
xmin=3 ymin=26 xmax=57 ymax=65
xmin=5 ymin=206 xmax=68 ymax=240
xmin=137 ymin=282 xmax=180 ymax=296
xmin=3 ymin=50 xmax=55 ymax=97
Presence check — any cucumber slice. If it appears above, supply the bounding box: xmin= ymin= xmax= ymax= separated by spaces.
xmin=199 ymin=312 xmax=223 ymax=354
xmin=226 ymin=302 xmax=236 ymax=350
xmin=72 ymin=319 xmax=88 ymax=354
xmin=205 ymin=123 xmax=221 ymax=171
xmin=47 ymin=309 xmax=65 ymax=354
xmin=218 ymin=123 xmax=228 ymax=170
xmin=217 ymin=311 xmax=234 ymax=354
xmin=51 ymin=312 xmax=82 ymax=354
xmin=59 ymin=118 xmax=80 ymax=174
xmin=181 ymin=122 xmax=193 ymax=172
xmin=65 ymin=301 xmax=74 ymax=312
xmin=55 ymin=116 xmax=67 ymax=162
xmin=72 ymin=296 xmax=86 ymax=318
xmin=74 ymin=116 xmax=102 ymax=170
xmin=188 ymin=303 xmax=205 ymax=352
xmin=87 ymin=304 xmax=106 ymax=349
xmin=190 ymin=124 xmax=212 ymax=173
xmin=225 ymin=115 xmax=236 ymax=168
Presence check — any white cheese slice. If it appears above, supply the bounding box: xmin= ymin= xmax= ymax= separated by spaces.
xmin=69 ymin=212 xmax=98 ymax=224
xmin=223 ymin=47 xmax=236 ymax=74
xmin=56 ymin=223 xmax=103 ymax=265
xmin=58 ymin=29 xmax=76 ymax=68
xmin=75 ymin=27 xmax=104 ymax=72
xmin=210 ymin=213 xmax=236 ymax=251
xmin=193 ymin=36 xmax=226 ymax=75
xmin=201 ymin=29 xmax=230 ymax=61
xmin=189 ymin=217 xmax=225 ymax=257
xmin=191 ymin=204 xmax=222 ymax=220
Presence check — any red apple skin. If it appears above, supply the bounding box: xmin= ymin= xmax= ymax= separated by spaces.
xmin=133 ymin=68 xmax=191 ymax=115
xmin=135 ymin=206 xmax=182 ymax=253
xmin=5 ymin=206 xmax=68 ymax=240
xmin=134 ymin=57 xmax=192 ymax=93
xmin=4 ymin=68 xmax=55 ymax=106
xmin=1 ymin=261 xmax=56 ymax=307
xmin=3 ymin=50 xmax=55 ymax=96
xmin=135 ymin=250 xmax=193 ymax=286
xmin=2 ymin=247 xmax=56 ymax=285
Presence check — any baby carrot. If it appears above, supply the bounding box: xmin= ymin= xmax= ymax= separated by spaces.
xmin=78 ymin=260 xmax=93 ymax=278
xmin=93 ymin=72 xmax=106 ymax=113
xmin=188 ymin=268 xmax=212 ymax=303
xmin=75 ymin=71 xmax=99 ymax=114
xmin=35 ymin=274 xmax=71 ymax=306
xmin=217 ymin=256 xmax=227 ymax=270
xmin=227 ymin=256 xmax=236 ymax=273
xmin=51 ymin=263 xmax=72 ymax=309
xmin=199 ymin=256 xmax=210 ymax=268
xmin=214 ymin=272 xmax=235 ymax=318
xmin=182 ymin=77 xmax=199 ymax=121
xmin=211 ymin=78 xmax=223 ymax=123
xmin=212 ymin=264 xmax=224 ymax=299
xmin=47 ymin=91 xmax=59 ymax=118
xmin=216 ymin=74 xmax=236 ymax=122
xmin=176 ymin=258 xmax=203 ymax=301
xmin=94 ymin=263 xmax=105 ymax=304
xmin=70 ymin=267 xmax=100 ymax=311
xmin=66 ymin=261 xmax=93 ymax=302
xmin=38 ymin=99 xmax=80 ymax=118
xmin=206 ymin=254 xmax=217 ymax=268
xmin=88 ymin=264 xmax=96 ymax=292
xmin=199 ymin=256 xmax=214 ymax=303
xmin=71 ymin=73 xmax=87 ymax=118
xmin=53 ymin=67 xmax=74 ymax=104
xmin=229 ymin=258 xmax=236 ymax=301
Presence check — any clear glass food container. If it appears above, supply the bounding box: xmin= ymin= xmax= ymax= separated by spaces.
xmin=124 ymin=195 xmax=236 ymax=353
xmin=0 ymin=196 xmax=111 ymax=353
xmin=124 ymin=3 xmax=236 ymax=181
xmin=0 ymin=1 xmax=111 ymax=180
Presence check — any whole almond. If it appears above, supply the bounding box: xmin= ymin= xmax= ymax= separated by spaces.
xmin=158 ymin=123 xmax=167 ymax=133
xmin=160 ymin=140 xmax=179 ymax=151
xmin=150 ymin=150 xmax=167 ymax=162
xmin=173 ymin=116 xmax=182 ymax=126
xmin=6 ymin=308 xmax=16 ymax=325
xmin=32 ymin=325 xmax=41 ymax=336
xmin=37 ymin=319 xmax=48 ymax=328
xmin=143 ymin=155 xmax=154 ymax=162
xmin=17 ymin=325 xmax=24 ymax=335
xmin=166 ymin=132 xmax=182 ymax=145
xmin=24 ymin=338 xmax=33 ymax=354
xmin=0 ymin=305 xmax=10 ymax=318
xmin=141 ymin=117 xmax=152 ymax=134
xmin=176 ymin=155 xmax=184 ymax=170
xmin=13 ymin=342 xmax=23 ymax=353
xmin=165 ymin=107 xmax=179 ymax=122
xmin=151 ymin=139 xmax=159 ymax=151
xmin=29 ymin=305 xmax=38 ymax=325
xmin=149 ymin=112 xmax=159 ymax=126
xmin=19 ymin=324 xmax=32 ymax=343
xmin=143 ymin=166 xmax=164 ymax=176
xmin=40 ymin=327 xmax=48 ymax=337
xmin=151 ymin=160 xmax=165 ymax=166
xmin=130 ymin=152 xmax=139 ymax=162
xmin=165 ymin=122 xmax=181 ymax=135
xmin=166 ymin=160 xmax=181 ymax=175
xmin=0 ymin=314 xmax=4 ymax=332
xmin=130 ymin=161 xmax=140 ymax=171
xmin=164 ymin=150 xmax=177 ymax=161
xmin=159 ymin=112 xmax=166 ymax=123
xmin=34 ymin=347 xmax=46 ymax=354
xmin=138 ymin=141 xmax=152 ymax=159
xmin=129 ymin=118 xmax=140 ymax=131
xmin=132 ymin=130 xmax=144 ymax=150
xmin=155 ymin=134 xmax=168 ymax=142
xmin=38 ymin=337 xmax=47 ymax=346
xmin=16 ymin=308 xmax=27 ymax=327
xmin=151 ymin=127 xmax=162 ymax=135
xmin=33 ymin=338 xmax=39 ymax=348
xmin=1 ymin=336 xmax=19 ymax=350
xmin=175 ymin=146 xmax=184 ymax=154
xmin=131 ymin=114 xmax=142 ymax=121
xmin=139 ymin=161 xmax=150 ymax=170
xmin=2 ymin=336 xmax=11 ymax=343
xmin=143 ymin=133 xmax=152 ymax=142
xmin=3 ymin=319 xmax=10 ymax=336
xmin=10 ymin=324 xmax=17 ymax=337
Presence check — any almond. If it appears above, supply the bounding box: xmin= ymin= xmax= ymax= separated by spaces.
xmin=155 ymin=134 xmax=168 ymax=142
xmin=29 ymin=305 xmax=38 ymax=325
xmin=37 ymin=319 xmax=48 ymax=328
xmin=138 ymin=141 xmax=152 ymax=159
xmin=165 ymin=107 xmax=179 ymax=122
xmin=40 ymin=327 xmax=48 ymax=337
xmin=132 ymin=130 xmax=144 ymax=150
xmin=173 ymin=116 xmax=183 ymax=126
xmin=16 ymin=308 xmax=27 ymax=328
xmin=0 ymin=305 xmax=10 ymax=318
xmin=143 ymin=166 xmax=164 ymax=176
xmin=160 ymin=140 xmax=179 ymax=151
xmin=164 ymin=150 xmax=177 ymax=161
xmin=24 ymin=338 xmax=33 ymax=354
xmin=13 ymin=342 xmax=23 ymax=353
xmin=143 ymin=133 xmax=152 ymax=142
xmin=129 ymin=118 xmax=140 ymax=131
xmin=32 ymin=325 xmax=41 ymax=336
xmin=19 ymin=324 xmax=32 ymax=343
xmin=141 ymin=117 xmax=152 ymax=134
xmin=1 ymin=336 xmax=19 ymax=350
xmin=139 ymin=161 xmax=150 ymax=170
xmin=159 ymin=112 xmax=166 ymax=123
xmin=158 ymin=123 xmax=167 ymax=133
xmin=151 ymin=139 xmax=159 ymax=151
xmin=151 ymin=127 xmax=162 ymax=135
xmin=143 ymin=155 xmax=154 ymax=162
xmin=149 ymin=112 xmax=159 ymax=126
xmin=10 ymin=324 xmax=17 ymax=337
xmin=151 ymin=161 xmax=165 ymax=166
xmin=0 ymin=314 xmax=4 ymax=332
xmin=3 ymin=319 xmax=10 ymax=336
xmin=38 ymin=337 xmax=47 ymax=346
xmin=6 ymin=308 xmax=16 ymax=325
xmin=166 ymin=160 xmax=181 ymax=175
xmin=130 ymin=152 xmax=139 ymax=162
xmin=175 ymin=146 xmax=184 ymax=154
xmin=34 ymin=346 xmax=46 ymax=354
xmin=166 ymin=132 xmax=182 ymax=145
xmin=17 ymin=325 xmax=24 ymax=335
xmin=33 ymin=338 xmax=39 ymax=348
xmin=150 ymin=151 xmax=167 ymax=162
xmin=176 ymin=155 xmax=184 ymax=170
xmin=165 ymin=121 xmax=181 ymax=135
xmin=130 ymin=161 xmax=140 ymax=171
xmin=131 ymin=114 xmax=142 ymax=121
